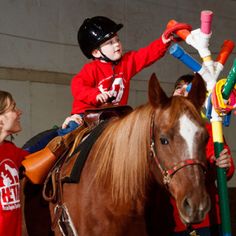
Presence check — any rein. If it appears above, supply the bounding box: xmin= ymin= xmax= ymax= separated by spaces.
xmin=149 ymin=112 xmax=206 ymax=186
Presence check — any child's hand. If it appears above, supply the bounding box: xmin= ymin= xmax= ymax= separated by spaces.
xmin=162 ymin=34 xmax=173 ymax=44
xmin=62 ymin=114 xmax=83 ymax=129
xmin=211 ymin=148 xmax=231 ymax=169
xmin=162 ymin=22 xmax=192 ymax=43
xmin=96 ymin=91 xmax=113 ymax=104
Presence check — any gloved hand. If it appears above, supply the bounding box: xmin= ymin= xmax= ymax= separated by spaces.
xmin=162 ymin=22 xmax=192 ymax=43
xmin=57 ymin=121 xmax=79 ymax=136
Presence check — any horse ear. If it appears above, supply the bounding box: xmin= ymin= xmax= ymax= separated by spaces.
xmin=187 ymin=73 xmax=207 ymax=111
xmin=148 ymin=73 xmax=168 ymax=107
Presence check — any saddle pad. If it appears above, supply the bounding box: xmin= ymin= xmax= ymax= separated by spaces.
xmin=62 ymin=120 xmax=108 ymax=183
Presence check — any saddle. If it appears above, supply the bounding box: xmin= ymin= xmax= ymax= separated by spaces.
xmin=21 ymin=124 xmax=90 ymax=184
xmin=22 ymin=105 xmax=133 ymax=185
xmin=83 ymin=104 xmax=133 ymax=129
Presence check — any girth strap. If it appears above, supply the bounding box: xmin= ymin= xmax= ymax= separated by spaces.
xmin=52 ymin=204 xmax=78 ymax=236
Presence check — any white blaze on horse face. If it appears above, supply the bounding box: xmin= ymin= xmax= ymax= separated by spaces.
xmin=179 ymin=114 xmax=198 ymax=158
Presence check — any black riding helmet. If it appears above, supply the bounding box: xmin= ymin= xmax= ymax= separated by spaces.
xmin=78 ymin=16 xmax=123 ymax=59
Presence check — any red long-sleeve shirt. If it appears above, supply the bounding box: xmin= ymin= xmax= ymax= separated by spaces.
xmin=0 ymin=141 xmax=29 ymax=236
xmin=71 ymin=37 xmax=169 ymax=114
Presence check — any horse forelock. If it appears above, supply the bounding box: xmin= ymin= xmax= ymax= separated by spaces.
xmin=91 ymin=104 xmax=153 ymax=204
xmin=162 ymin=96 xmax=204 ymax=131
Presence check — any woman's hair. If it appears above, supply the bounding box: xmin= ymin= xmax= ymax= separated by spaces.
xmin=0 ymin=90 xmax=14 ymax=115
xmin=0 ymin=91 xmax=15 ymax=140
xmin=174 ymin=74 xmax=194 ymax=89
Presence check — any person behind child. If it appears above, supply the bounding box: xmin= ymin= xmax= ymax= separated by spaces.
xmin=0 ymin=90 xmax=57 ymax=236
xmin=169 ymin=74 xmax=235 ymax=236
xmin=61 ymin=15 xmax=188 ymax=131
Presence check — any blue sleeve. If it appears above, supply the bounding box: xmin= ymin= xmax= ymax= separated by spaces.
xmin=24 ymin=129 xmax=58 ymax=153
xmin=57 ymin=121 xmax=79 ymax=136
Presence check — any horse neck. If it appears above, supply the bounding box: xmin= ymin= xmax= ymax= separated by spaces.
xmin=91 ymin=104 xmax=153 ymax=204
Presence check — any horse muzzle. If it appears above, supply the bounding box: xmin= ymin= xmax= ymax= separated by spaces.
xmin=178 ymin=189 xmax=211 ymax=224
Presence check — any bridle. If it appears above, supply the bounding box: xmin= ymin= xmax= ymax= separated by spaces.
xmin=149 ymin=112 xmax=206 ymax=186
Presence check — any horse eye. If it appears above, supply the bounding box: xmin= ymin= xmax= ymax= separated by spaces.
xmin=160 ymin=137 xmax=169 ymax=145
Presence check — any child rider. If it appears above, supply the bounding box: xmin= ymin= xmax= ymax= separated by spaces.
xmin=61 ymin=16 xmax=188 ymax=131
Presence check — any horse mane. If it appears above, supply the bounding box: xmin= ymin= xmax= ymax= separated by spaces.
xmin=162 ymin=96 xmax=205 ymax=131
xmin=89 ymin=95 xmax=204 ymax=204
xmin=90 ymin=104 xmax=153 ymax=204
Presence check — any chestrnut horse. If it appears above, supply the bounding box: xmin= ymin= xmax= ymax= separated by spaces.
xmin=25 ymin=73 xmax=210 ymax=236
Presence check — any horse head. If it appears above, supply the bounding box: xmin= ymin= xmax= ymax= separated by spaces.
xmin=148 ymin=73 xmax=210 ymax=224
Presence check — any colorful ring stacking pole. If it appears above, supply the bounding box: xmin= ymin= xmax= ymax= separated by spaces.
xmin=211 ymin=60 xmax=236 ymax=236
xmin=169 ymin=10 xmax=235 ymax=236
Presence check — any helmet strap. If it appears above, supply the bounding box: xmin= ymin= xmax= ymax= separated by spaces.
xmin=98 ymin=48 xmax=120 ymax=65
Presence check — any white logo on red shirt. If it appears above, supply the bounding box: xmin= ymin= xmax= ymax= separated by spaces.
xmin=0 ymin=159 xmax=20 ymax=211
xmin=98 ymin=77 xmax=125 ymax=104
